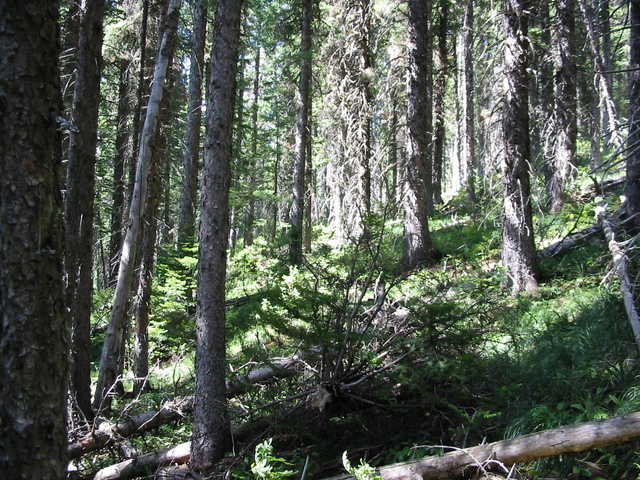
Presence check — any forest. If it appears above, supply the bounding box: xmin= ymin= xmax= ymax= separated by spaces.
xmin=3 ymin=0 xmax=640 ymax=478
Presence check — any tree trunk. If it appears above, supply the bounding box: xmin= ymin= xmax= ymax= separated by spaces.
xmin=245 ymin=48 xmax=260 ymax=247
xmin=432 ymin=0 xmax=448 ymax=206
xmin=178 ymin=0 xmax=207 ymax=251
xmin=626 ymin=0 xmax=640 ymax=232
xmin=577 ymin=0 xmax=620 ymax=146
xmin=0 ymin=3 xmax=68 ymax=478
xmin=403 ymin=0 xmax=437 ymax=269
xmin=462 ymin=0 xmax=476 ymax=201
xmin=94 ymin=0 xmax=182 ymax=413
xmin=290 ymin=0 xmax=313 ymax=264
xmin=108 ymin=59 xmax=131 ymax=287
xmin=501 ymin=0 xmax=540 ymax=296
xmin=550 ymin=0 xmax=577 ymax=213
xmin=190 ymin=0 xmax=243 ymax=471
xmin=326 ymin=411 xmax=640 ymax=480
xmin=65 ymin=0 xmax=105 ymax=421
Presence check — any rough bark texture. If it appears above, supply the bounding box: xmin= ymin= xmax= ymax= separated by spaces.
xmin=550 ymin=0 xmax=577 ymax=213
xmin=94 ymin=0 xmax=182 ymax=413
xmin=403 ymin=0 xmax=433 ymax=268
xmin=626 ymin=0 xmax=640 ymax=232
xmin=432 ymin=0 xmax=448 ymax=206
xmin=290 ymin=0 xmax=313 ymax=264
xmin=0 ymin=3 xmax=68 ymax=478
xmin=501 ymin=0 xmax=540 ymax=296
xmin=403 ymin=0 xmax=436 ymax=269
xmin=177 ymin=0 xmax=207 ymax=249
xmin=108 ymin=59 xmax=131 ymax=287
xmin=190 ymin=0 xmax=243 ymax=470
xmin=325 ymin=411 xmax=640 ymax=480
xmin=65 ymin=0 xmax=105 ymax=422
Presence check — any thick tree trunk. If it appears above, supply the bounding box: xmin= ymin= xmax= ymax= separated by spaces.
xmin=94 ymin=0 xmax=182 ymax=413
xmin=290 ymin=0 xmax=313 ymax=264
xmin=550 ymin=0 xmax=577 ymax=213
xmin=178 ymin=0 xmax=207 ymax=251
xmin=626 ymin=0 xmax=640 ymax=232
xmin=190 ymin=0 xmax=243 ymax=470
xmin=0 ymin=3 xmax=68 ymax=478
xmin=327 ymin=411 xmax=640 ymax=480
xmin=501 ymin=0 xmax=540 ymax=296
xmin=403 ymin=0 xmax=437 ymax=269
xmin=65 ymin=0 xmax=105 ymax=422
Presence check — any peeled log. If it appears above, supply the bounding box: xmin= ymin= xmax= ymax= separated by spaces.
xmin=596 ymin=204 xmax=640 ymax=351
xmin=325 ymin=411 xmax=640 ymax=480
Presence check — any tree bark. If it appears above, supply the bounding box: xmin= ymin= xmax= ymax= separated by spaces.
xmin=462 ymin=0 xmax=476 ymax=201
xmin=191 ymin=0 xmax=243 ymax=470
xmin=432 ymin=0 xmax=448 ymax=206
xmin=626 ymin=0 xmax=640 ymax=232
xmin=596 ymin=204 xmax=640 ymax=351
xmin=108 ymin=59 xmax=131 ymax=287
xmin=501 ymin=0 xmax=540 ymax=296
xmin=65 ymin=0 xmax=105 ymax=422
xmin=403 ymin=0 xmax=437 ymax=269
xmin=326 ymin=411 xmax=640 ymax=480
xmin=177 ymin=0 xmax=208 ymax=251
xmin=577 ymin=0 xmax=620 ymax=146
xmin=0 ymin=3 xmax=68 ymax=478
xmin=550 ymin=0 xmax=577 ymax=213
xmin=94 ymin=0 xmax=182 ymax=413
xmin=290 ymin=0 xmax=313 ymax=264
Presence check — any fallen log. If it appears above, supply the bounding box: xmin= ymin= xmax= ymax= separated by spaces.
xmin=537 ymin=224 xmax=600 ymax=262
xmin=326 ymin=411 xmax=640 ymax=480
xmin=70 ymin=353 xmax=309 ymax=459
xmin=86 ymin=410 xmax=640 ymax=480
xmin=596 ymin=204 xmax=640 ymax=351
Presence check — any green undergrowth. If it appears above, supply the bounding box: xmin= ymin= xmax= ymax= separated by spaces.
xmin=85 ymin=198 xmax=640 ymax=479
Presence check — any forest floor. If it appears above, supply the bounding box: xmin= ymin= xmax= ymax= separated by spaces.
xmin=77 ymin=186 xmax=640 ymax=480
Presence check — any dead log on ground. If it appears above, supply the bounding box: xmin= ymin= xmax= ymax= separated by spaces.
xmin=537 ymin=224 xmax=601 ymax=262
xmin=86 ymin=410 xmax=640 ymax=480
xmin=326 ymin=411 xmax=640 ymax=480
xmin=596 ymin=204 xmax=640 ymax=351
xmin=70 ymin=353 xmax=310 ymax=459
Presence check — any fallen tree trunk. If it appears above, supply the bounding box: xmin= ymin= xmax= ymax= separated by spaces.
xmin=596 ymin=204 xmax=640 ymax=351
xmin=327 ymin=411 xmax=640 ymax=480
xmin=87 ymin=410 xmax=640 ymax=480
xmin=537 ymin=224 xmax=600 ymax=262
xmin=70 ymin=353 xmax=308 ymax=459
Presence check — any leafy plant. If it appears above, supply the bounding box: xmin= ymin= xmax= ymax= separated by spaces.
xmin=342 ymin=451 xmax=383 ymax=480
xmin=251 ymin=439 xmax=296 ymax=480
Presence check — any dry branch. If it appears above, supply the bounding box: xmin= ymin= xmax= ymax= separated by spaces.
xmin=70 ymin=353 xmax=309 ymax=459
xmin=85 ymin=410 xmax=640 ymax=480
xmin=595 ymin=204 xmax=640 ymax=351
xmin=325 ymin=411 xmax=640 ymax=480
